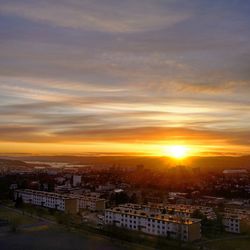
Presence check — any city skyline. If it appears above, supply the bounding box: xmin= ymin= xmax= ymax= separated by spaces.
xmin=0 ymin=0 xmax=250 ymax=156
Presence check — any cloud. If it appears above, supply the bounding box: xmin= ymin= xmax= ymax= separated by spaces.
xmin=153 ymin=80 xmax=250 ymax=95
xmin=0 ymin=123 xmax=249 ymax=152
xmin=0 ymin=0 xmax=191 ymax=33
xmin=0 ymin=0 xmax=250 ymax=155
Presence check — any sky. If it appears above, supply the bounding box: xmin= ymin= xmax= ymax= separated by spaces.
xmin=0 ymin=0 xmax=250 ymax=156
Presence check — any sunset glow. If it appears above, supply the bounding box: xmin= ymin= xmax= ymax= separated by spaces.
xmin=169 ymin=146 xmax=188 ymax=159
xmin=0 ymin=0 xmax=249 ymax=157
xmin=1 ymin=2 xmax=250 ymax=250
xmin=162 ymin=145 xmax=189 ymax=159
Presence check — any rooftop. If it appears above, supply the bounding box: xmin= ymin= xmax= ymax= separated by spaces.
xmin=106 ymin=207 xmax=201 ymax=225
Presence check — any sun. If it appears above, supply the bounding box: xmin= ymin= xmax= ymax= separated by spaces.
xmin=168 ymin=145 xmax=188 ymax=159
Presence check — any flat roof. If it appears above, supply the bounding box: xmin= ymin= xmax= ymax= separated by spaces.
xmin=16 ymin=189 xmax=77 ymax=200
xmin=106 ymin=207 xmax=201 ymax=225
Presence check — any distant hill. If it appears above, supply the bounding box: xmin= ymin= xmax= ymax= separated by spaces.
xmin=0 ymin=158 xmax=30 ymax=168
xmin=185 ymin=155 xmax=250 ymax=172
xmin=6 ymin=155 xmax=250 ymax=173
xmin=0 ymin=158 xmax=50 ymax=170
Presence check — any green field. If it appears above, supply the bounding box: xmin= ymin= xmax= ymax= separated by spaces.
xmin=0 ymin=205 xmax=150 ymax=250
xmin=0 ymin=206 xmax=36 ymax=226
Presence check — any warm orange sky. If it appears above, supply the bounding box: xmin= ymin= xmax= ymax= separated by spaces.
xmin=0 ymin=0 xmax=250 ymax=157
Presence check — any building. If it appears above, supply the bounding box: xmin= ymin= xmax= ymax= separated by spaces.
xmin=14 ymin=189 xmax=79 ymax=214
xmin=96 ymin=183 xmax=115 ymax=192
xmin=120 ymin=203 xmax=216 ymax=220
xmin=78 ymin=195 xmax=106 ymax=211
xmin=223 ymin=169 xmax=248 ymax=175
xmin=105 ymin=206 xmax=201 ymax=241
xmin=222 ymin=209 xmax=250 ymax=234
xmin=55 ymin=183 xmax=80 ymax=193
xmin=73 ymin=175 xmax=82 ymax=187
xmin=47 ymin=168 xmax=61 ymax=175
xmin=223 ymin=214 xmax=242 ymax=233
xmin=163 ymin=204 xmax=216 ymax=220
xmin=224 ymin=207 xmax=250 ymax=217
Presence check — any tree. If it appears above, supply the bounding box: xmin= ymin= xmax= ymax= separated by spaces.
xmin=110 ymin=192 xmax=130 ymax=205
xmin=168 ymin=209 xmax=175 ymax=215
xmin=48 ymin=182 xmax=55 ymax=192
xmin=217 ymin=202 xmax=225 ymax=212
xmin=130 ymin=193 xmax=138 ymax=203
xmin=191 ymin=209 xmax=206 ymax=220
xmin=15 ymin=195 xmax=23 ymax=208
xmin=162 ymin=208 xmax=167 ymax=214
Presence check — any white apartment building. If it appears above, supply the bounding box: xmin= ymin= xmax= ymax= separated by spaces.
xmin=105 ymin=207 xmax=201 ymax=241
xmin=15 ymin=189 xmax=106 ymax=213
xmin=223 ymin=214 xmax=242 ymax=233
xmin=15 ymin=189 xmax=79 ymax=214
xmin=73 ymin=175 xmax=82 ymax=187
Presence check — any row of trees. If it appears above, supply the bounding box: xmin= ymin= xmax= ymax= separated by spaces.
xmin=191 ymin=209 xmax=224 ymax=237
xmin=109 ymin=192 xmax=137 ymax=205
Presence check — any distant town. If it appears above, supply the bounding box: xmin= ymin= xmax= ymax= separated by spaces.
xmin=0 ymin=157 xmax=250 ymax=249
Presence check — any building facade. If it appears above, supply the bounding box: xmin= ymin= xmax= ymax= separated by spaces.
xmin=15 ymin=189 xmax=79 ymax=214
xmin=105 ymin=206 xmax=201 ymax=241
xmin=78 ymin=195 xmax=106 ymax=211
xmin=223 ymin=214 xmax=241 ymax=233
xmin=15 ymin=189 xmax=106 ymax=214
xmin=73 ymin=175 xmax=82 ymax=187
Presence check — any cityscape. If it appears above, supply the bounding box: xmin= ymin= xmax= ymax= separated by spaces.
xmin=0 ymin=156 xmax=250 ymax=249
xmin=0 ymin=0 xmax=250 ymax=250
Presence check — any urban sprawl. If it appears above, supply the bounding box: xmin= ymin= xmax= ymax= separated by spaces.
xmin=1 ymin=160 xmax=250 ymax=243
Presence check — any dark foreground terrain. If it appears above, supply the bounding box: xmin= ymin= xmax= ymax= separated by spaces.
xmin=1 ymin=205 xmax=250 ymax=250
xmin=0 ymin=228 xmax=133 ymax=250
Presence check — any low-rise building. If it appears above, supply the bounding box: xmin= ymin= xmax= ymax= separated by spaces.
xmin=73 ymin=175 xmax=82 ymax=187
xmin=120 ymin=203 xmax=216 ymax=220
xmin=96 ymin=183 xmax=115 ymax=192
xmin=223 ymin=169 xmax=248 ymax=175
xmin=223 ymin=214 xmax=242 ymax=233
xmin=78 ymin=195 xmax=106 ymax=212
xmin=14 ymin=189 xmax=79 ymax=214
xmin=224 ymin=207 xmax=250 ymax=218
xmin=222 ymin=210 xmax=250 ymax=234
xmin=105 ymin=207 xmax=201 ymax=241
xmin=15 ymin=189 xmax=106 ymax=214
xmin=164 ymin=204 xmax=216 ymax=220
